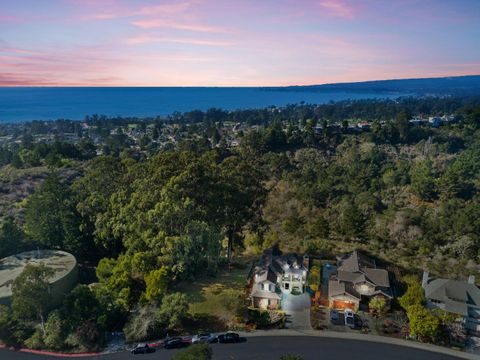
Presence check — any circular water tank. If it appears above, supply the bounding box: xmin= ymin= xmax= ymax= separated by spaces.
xmin=0 ymin=250 xmax=78 ymax=307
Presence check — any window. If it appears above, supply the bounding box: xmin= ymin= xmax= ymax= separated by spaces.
xmin=285 ymin=283 xmax=290 ymax=290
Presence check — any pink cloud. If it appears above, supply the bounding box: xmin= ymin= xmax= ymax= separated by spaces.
xmin=319 ymin=0 xmax=355 ymax=19
xmin=131 ymin=18 xmax=226 ymax=33
xmin=81 ymin=1 xmax=197 ymax=21
xmin=127 ymin=34 xmax=231 ymax=47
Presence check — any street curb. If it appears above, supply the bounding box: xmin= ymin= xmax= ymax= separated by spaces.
xmin=238 ymin=330 xmax=477 ymax=360
xmin=0 ymin=345 xmax=103 ymax=357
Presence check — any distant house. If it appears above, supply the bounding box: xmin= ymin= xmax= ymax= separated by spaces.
xmin=428 ymin=116 xmax=443 ymax=127
xmin=250 ymin=246 xmax=308 ymax=310
xmin=328 ymin=251 xmax=392 ymax=311
xmin=357 ymin=121 xmax=370 ymax=131
xmin=422 ymin=272 xmax=480 ymax=333
xmin=409 ymin=117 xmax=427 ymax=126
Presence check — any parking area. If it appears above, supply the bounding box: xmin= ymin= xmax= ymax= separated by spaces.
xmin=313 ymin=306 xmax=378 ymax=335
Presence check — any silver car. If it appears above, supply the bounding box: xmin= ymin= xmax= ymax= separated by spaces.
xmin=191 ymin=333 xmax=218 ymax=344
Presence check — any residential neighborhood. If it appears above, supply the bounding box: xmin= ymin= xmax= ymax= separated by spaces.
xmin=246 ymin=246 xmax=480 ymax=355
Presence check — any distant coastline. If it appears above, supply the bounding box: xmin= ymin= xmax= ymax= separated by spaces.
xmin=0 ymin=75 xmax=479 ymax=123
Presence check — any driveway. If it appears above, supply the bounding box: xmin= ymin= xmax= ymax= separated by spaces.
xmin=282 ymin=292 xmax=312 ymax=330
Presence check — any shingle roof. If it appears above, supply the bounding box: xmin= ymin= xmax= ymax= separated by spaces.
xmin=254 ymin=268 xmax=277 ymax=284
xmin=337 ymin=250 xmax=376 ymax=273
xmin=425 ymin=278 xmax=480 ymax=316
xmin=328 ymin=278 xmax=361 ymax=300
xmin=364 ymin=268 xmax=390 ymax=288
xmin=251 ymin=289 xmax=281 ymax=300
xmin=337 ymin=270 xmax=364 ymax=284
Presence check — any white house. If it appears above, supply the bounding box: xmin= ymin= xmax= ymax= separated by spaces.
xmin=250 ymin=246 xmax=308 ymax=310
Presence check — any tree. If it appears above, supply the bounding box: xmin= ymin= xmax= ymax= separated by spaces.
xmin=395 ymin=109 xmax=410 ymax=142
xmin=369 ymin=297 xmax=388 ymax=317
xmin=43 ymin=310 xmax=67 ymax=350
xmin=218 ymin=156 xmax=266 ymax=264
xmin=171 ymin=344 xmax=213 ymax=360
xmin=406 ymin=304 xmax=440 ymax=341
xmin=63 ymin=285 xmax=100 ymax=331
xmin=123 ymin=305 xmax=163 ymax=342
xmin=65 ymin=320 xmax=102 ymax=352
xmin=0 ymin=305 xmax=23 ymax=348
xmin=73 ymin=156 xmax=126 ymax=254
xmin=410 ymin=160 xmax=437 ymax=200
xmin=157 ymin=293 xmax=189 ymax=331
xmin=24 ymin=173 xmax=85 ymax=257
xmin=11 ymin=264 xmax=54 ymax=336
xmin=0 ymin=217 xmax=25 ymax=258
xmin=144 ymin=267 xmax=169 ymax=303
xmin=399 ymin=275 xmax=425 ymax=310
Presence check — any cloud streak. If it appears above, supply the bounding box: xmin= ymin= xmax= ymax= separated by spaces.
xmin=318 ymin=0 xmax=356 ymax=19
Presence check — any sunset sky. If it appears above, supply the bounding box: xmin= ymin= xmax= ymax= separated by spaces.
xmin=1 ymin=0 xmax=479 ymax=86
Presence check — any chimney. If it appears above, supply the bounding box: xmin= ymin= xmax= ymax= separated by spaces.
xmin=303 ymin=254 xmax=310 ymax=270
xmin=468 ymin=275 xmax=476 ymax=285
xmin=422 ymin=271 xmax=429 ymax=288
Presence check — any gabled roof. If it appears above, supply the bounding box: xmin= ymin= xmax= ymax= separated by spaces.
xmin=425 ymin=278 xmax=480 ymax=316
xmin=254 ymin=268 xmax=277 ymax=284
xmin=335 ymin=251 xmax=390 ymax=289
xmin=329 ymin=278 xmax=361 ymax=300
xmin=253 ymin=246 xmax=306 ymax=283
xmin=251 ymin=289 xmax=281 ymax=300
xmin=337 ymin=250 xmax=376 ymax=273
xmin=364 ymin=268 xmax=390 ymax=288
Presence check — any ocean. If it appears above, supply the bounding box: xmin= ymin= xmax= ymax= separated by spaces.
xmin=0 ymin=87 xmax=403 ymax=123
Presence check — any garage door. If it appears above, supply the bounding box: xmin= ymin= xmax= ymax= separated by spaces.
xmin=333 ymin=300 xmax=356 ymax=310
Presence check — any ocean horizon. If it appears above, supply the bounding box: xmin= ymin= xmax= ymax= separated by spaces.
xmin=0 ymin=87 xmax=404 ymax=123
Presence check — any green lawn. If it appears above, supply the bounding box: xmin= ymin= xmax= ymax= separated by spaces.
xmin=175 ymin=262 xmax=251 ymax=331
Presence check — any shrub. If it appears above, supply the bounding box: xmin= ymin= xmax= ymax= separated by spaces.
xmin=123 ymin=305 xmax=163 ymax=342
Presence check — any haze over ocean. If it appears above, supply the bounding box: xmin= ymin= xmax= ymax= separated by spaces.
xmin=0 ymin=87 xmax=401 ymax=123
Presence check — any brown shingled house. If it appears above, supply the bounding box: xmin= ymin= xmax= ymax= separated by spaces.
xmin=328 ymin=250 xmax=392 ymax=311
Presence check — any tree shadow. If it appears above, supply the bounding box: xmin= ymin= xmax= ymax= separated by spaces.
xmin=184 ymin=314 xmax=227 ymax=333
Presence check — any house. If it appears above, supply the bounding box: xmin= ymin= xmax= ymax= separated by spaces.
xmin=357 ymin=121 xmax=370 ymax=131
xmin=250 ymin=246 xmax=308 ymax=310
xmin=422 ymin=272 xmax=480 ymax=333
xmin=328 ymin=251 xmax=392 ymax=311
xmin=428 ymin=116 xmax=443 ymax=127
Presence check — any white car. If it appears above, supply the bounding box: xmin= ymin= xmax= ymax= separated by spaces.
xmin=344 ymin=309 xmax=355 ymax=328
xmin=191 ymin=333 xmax=218 ymax=344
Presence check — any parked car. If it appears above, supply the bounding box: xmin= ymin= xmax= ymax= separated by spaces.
xmin=218 ymin=332 xmax=240 ymax=343
xmin=354 ymin=314 xmax=363 ymax=328
xmin=164 ymin=337 xmax=189 ymax=349
xmin=131 ymin=343 xmax=156 ymax=354
xmin=344 ymin=309 xmax=355 ymax=328
xmin=192 ymin=333 xmax=218 ymax=344
xmin=330 ymin=310 xmax=339 ymax=321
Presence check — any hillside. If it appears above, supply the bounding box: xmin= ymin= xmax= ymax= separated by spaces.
xmin=281 ymin=75 xmax=480 ymax=96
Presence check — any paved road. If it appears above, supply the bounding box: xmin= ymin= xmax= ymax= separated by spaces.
xmin=0 ymin=337 xmax=466 ymax=360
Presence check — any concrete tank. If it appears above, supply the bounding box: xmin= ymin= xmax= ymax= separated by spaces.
xmin=0 ymin=250 xmax=78 ymax=307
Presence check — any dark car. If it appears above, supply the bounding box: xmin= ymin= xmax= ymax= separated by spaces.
xmin=330 ymin=310 xmax=339 ymax=321
xmin=131 ymin=343 xmax=156 ymax=355
xmin=164 ymin=337 xmax=189 ymax=349
xmin=218 ymin=332 xmax=240 ymax=343
xmin=354 ymin=314 xmax=363 ymax=329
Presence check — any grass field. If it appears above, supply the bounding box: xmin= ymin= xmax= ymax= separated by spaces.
xmin=175 ymin=260 xmax=252 ymax=331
